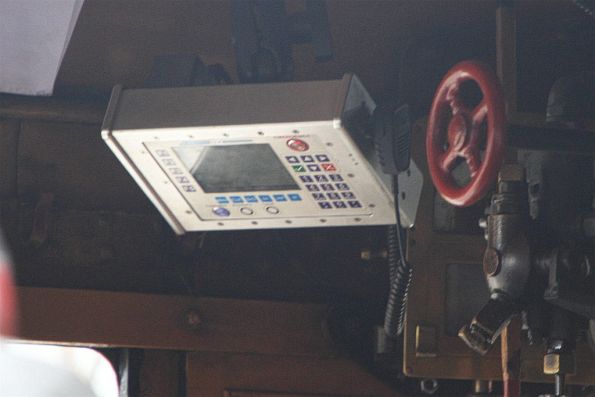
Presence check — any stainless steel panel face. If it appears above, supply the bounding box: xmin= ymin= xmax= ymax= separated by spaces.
xmin=102 ymin=75 xmax=422 ymax=234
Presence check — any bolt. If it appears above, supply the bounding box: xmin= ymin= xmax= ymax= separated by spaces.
xmin=183 ymin=309 xmax=202 ymax=330
xmin=361 ymin=249 xmax=388 ymax=261
xmin=420 ymin=378 xmax=439 ymax=395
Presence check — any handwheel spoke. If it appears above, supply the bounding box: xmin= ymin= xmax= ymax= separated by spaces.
xmin=471 ymin=100 xmax=488 ymax=128
xmin=446 ymin=83 xmax=464 ymax=115
xmin=439 ymin=148 xmax=459 ymax=173
xmin=462 ymin=147 xmax=481 ymax=178
xmin=466 ymin=100 xmax=487 ymax=149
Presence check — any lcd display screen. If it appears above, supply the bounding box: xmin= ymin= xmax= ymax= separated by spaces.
xmin=173 ymin=144 xmax=299 ymax=193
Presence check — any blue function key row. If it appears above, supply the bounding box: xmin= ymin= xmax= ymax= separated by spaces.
xmin=214 ymin=194 xmax=301 ymax=204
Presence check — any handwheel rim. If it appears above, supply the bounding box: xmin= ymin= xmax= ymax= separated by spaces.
xmin=426 ymin=60 xmax=506 ymax=207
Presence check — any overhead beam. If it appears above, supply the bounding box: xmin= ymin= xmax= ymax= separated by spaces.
xmin=15 ymin=287 xmax=335 ymax=357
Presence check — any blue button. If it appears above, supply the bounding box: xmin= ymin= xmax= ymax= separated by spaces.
xmin=299 ymin=175 xmax=313 ymax=183
xmin=286 ymin=156 xmax=299 ymax=163
xmin=273 ymin=194 xmax=287 ymax=202
xmin=314 ymin=175 xmax=328 ymax=182
xmin=307 ymin=164 xmax=320 ymax=172
xmin=288 ymin=194 xmax=302 ymax=201
xmin=230 ymin=196 xmax=244 ymax=203
xmin=316 ymin=154 xmax=330 ymax=162
xmin=306 ymin=184 xmax=319 ymax=192
xmin=259 ymin=195 xmax=273 ymax=202
xmin=348 ymin=200 xmax=362 ymax=208
xmin=215 ymin=196 xmax=229 ymax=204
xmin=333 ymin=201 xmax=347 ymax=208
xmin=327 ymin=192 xmax=341 ymax=200
xmin=301 ymin=155 xmax=314 ymax=163
xmin=341 ymin=192 xmax=356 ymax=199
xmin=244 ymin=195 xmax=258 ymax=203
xmin=335 ymin=183 xmax=350 ymax=191
xmin=329 ymin=174 xmax=343 ymax=182
xmin=213 ymin=207 xmax=230 ymax=217
xmin=318 ymin=202 xmax=332 ymax=209
xmin=312 ymin=193 xmax=326 ymax=201
xmin=320 ymin=183 xmax=335 ymax=191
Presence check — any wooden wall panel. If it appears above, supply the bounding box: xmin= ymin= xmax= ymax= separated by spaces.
xmin=187 ymin=352 xmax=402 ymax=397
xmin=17 ymin=287 xmax=335 ymax=357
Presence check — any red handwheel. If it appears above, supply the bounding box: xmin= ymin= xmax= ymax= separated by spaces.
xmin=426 ymin=60 xmax=506 ymax=207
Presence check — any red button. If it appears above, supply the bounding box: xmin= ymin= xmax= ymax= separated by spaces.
xmin=321 ymin=163 xmax=336 ymax=171
xmin=286 ymin=138 xmax=309 ymax=152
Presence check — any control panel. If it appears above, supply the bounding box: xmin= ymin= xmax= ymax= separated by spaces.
xmin=102 ymin=75 xmax=422 ymax=234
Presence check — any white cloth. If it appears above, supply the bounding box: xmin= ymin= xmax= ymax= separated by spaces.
xmin=0 ymin=350 xmax=96 ymax=397
xmin=0 ymin=0 xmax=84 ymax=96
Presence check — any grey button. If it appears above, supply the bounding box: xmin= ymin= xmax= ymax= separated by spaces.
xmin=240 ymin=207 xmax=254 ymax=215
xmin=265 ymin=206 xmax=280 ymax=214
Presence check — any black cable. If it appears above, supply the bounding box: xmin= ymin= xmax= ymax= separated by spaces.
xmin=383 ymin=175 xmax=413 ymax=338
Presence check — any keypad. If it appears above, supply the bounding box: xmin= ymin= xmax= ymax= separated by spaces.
xmin=284 ymin=152 xmax=361 ymax=210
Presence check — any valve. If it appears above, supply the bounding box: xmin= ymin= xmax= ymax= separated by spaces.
xmin=426 ymin=60 xmax=506 ymax=207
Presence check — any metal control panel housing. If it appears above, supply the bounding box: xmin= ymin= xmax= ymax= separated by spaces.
xmin=102 ymin=75 xmax=422 ymax=234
